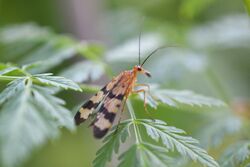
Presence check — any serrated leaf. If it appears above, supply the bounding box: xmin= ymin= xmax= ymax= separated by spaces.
xmin=220 ymin=141 xmax=250 ymax=167
xmin=34 ymin=74 xmax=81 ymax=91
xmin=141 ymin=85 xmax=226 ymax=108
xmin=138 ymin=119 xmax=219 ymax=167
xmin=0 ymin=64 xmax=25 ymax=77
xmin=0 ymin=67 xmax=19 ymax=75
xmin=118 ymin=144 xmax=138 ymax=167
xmin=60 ymin=61 xmax=105 ymax=82
xmin=0 ymin=78 xmax=75 ymax=167
xmin=0 ymin=78 xmax=25 ymax=105
xmin=118 ymin=143 xmax=174 ymax=167
xmin=93 ymin=121 xmax=132 ymax=167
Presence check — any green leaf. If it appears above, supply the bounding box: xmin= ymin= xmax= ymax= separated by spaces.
xmin=0 ymin=79 xmax=25 ymax=105
xmin=20 ymin=37 xmax=77 ymax=73
xmin=118 ymin=143 xmax=174 ymax=167
xmin=138 ymin=119 xmax=219 ymax=167
xmin=0 ymin=64 xmax=25 ymax=76
xmin=143 ymin=85 xmax=226 ymax=108
xmin=0 ymin=24 xmax=52 ymax=62
xmin=0 ymin=66 xmax=19 ymax=76
xmin=118 ymin=144 xmax=138 ymax=167
xmin=220 ymin=141 xmax=250 ymax=167
xmin=0 ymin=24 xmax=104 ymax=74
xmin=60 ymin=61 xmax=105 ymax=82
xmin=33 ymin=74 xmax=82 ymax=91
xmin=93 ymin=120 xmax=132 ymax=167
xmin=0 ymin=78 xmax=75 ymax=167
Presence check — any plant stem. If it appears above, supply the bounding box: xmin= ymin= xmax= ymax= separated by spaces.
xmin=78 ymin=83 xmax=100 ymax=93
xmin=126 ymin=99 xmax=142 ymax=144
xmin=0 ymin=76 xmax=24 ymax=81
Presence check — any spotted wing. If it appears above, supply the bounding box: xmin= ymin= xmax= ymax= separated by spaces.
xmin=92 ymin=74 xmax=130 ymax=138
xmin=74 ymin=73 xmax=123 ymax=125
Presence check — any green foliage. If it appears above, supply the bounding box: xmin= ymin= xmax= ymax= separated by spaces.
xmin=0 ymin=24 xmax=104 ymax=73
xmin=118 ymin=143 xmax=173 ymax=167
xmin=0 ymin=64 xmax=81 ymax=166
xmin=1 ymin=10 xmax=249 ymax=167
xmin=138 ymin=119 xmax=219 ymax=167
xmin=93 ymin=120 xmax=132 ymax=167
xmin=33 ymin=73 xmax=81 ymax=91
xmin=93 ymin=117 xmax=220 ymax=167
xmin=219 ymin=141 xmax=250 ymax=167
xmin=139 ymin=85 xmax=225 ymax=109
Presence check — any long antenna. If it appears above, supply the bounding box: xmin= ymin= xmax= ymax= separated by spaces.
xmin=139 ymin=28 xmax=142 ymax=65
xmin=138 ymin=17 xmax=145 ymax=65
xmin=141 ymin=45 xmax=178 ymax=67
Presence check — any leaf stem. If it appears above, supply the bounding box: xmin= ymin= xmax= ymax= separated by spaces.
xmin=78 ymin=83 xmax=100 ymax=93
xmin=126 ymin=99 xmax=142 ymax=144
xmin=0 ymin=75 xmax=24 ymax=81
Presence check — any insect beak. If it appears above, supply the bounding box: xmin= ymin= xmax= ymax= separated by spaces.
xmin=145 ymin=71 xmax=151 ymax=77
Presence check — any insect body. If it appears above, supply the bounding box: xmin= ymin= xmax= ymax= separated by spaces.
xmin=74 ymin=65 xmax=151 ymax=138
xmin=74 ymin=28 xmax=165 ymax=138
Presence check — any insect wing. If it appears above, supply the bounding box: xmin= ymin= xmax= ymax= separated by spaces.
xmin=74 ymin=87 xmax=106 ymax=125
xmin=74 ymin=73 xmax=124 ymax=125
xmin=93 ymin=77 xmax=129 ymax=138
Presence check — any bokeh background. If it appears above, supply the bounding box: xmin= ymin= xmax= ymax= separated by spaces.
xmin=0 ymin=0 xmax=250 ymax=167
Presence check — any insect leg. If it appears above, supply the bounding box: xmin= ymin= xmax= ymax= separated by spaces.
xmin=132 ymin=89 xmax=155 ymax=121
xmin=135 ymin=83 xmax=150 ymax=93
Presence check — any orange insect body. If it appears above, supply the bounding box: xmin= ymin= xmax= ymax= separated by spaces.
xmin=74 ymin=65 xmax=151 ymax=138
xmin=74 ymin=28 xmax=163 ymax=138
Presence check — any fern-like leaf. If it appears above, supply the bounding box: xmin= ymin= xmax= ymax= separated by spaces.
xmin=93 ymin=120 xmax=132 ymax=167
xmin=137 ymin=119 xmax=219 ymax=167
xmin=33 ymin=74 xmax=82 ymax=91
xmin=140 ymin=85 xmax=225 ymax=108
xmin=0 ymin=78 xmax=75 ymax=167
xmin=118 ymin=143 xmax=174 ymax=167
xmin=220 ymin=141 xmax=250 ymax=167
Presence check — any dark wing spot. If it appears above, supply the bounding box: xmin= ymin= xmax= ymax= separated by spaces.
xmin=93 ymin=126 xmax=109 ymax=139
xmin=108 ymin=92 xmax=116 ymax=99
xmin=74 ymin=111 xmax=86 ymax=125
xmin=116 ymin=94 xmax=124 ymax=100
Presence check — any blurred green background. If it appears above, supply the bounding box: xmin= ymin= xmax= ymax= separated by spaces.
xmin=0 ymin=0 xmax=250 ymax=167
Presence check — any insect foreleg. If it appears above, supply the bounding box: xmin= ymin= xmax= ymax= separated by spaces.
xmin=135 ymin=83 xmax=150 ymax=93
xmin=132 ymin=89 xmax=148 ymax=111
xmin=132 ymin=89 xmax=155 ymax=121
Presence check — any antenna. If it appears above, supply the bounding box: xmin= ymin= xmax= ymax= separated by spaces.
xmin=138 ymin=28 xmax=142 ymax=65
xmin=141 ymin=45 xmax=178 ymax=67
xmin=138 ymin=17 xmax=145 ymax=65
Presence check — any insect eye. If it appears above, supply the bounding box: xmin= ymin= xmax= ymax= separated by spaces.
xmin=137 ymin=67 xmax=142 ymax=71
